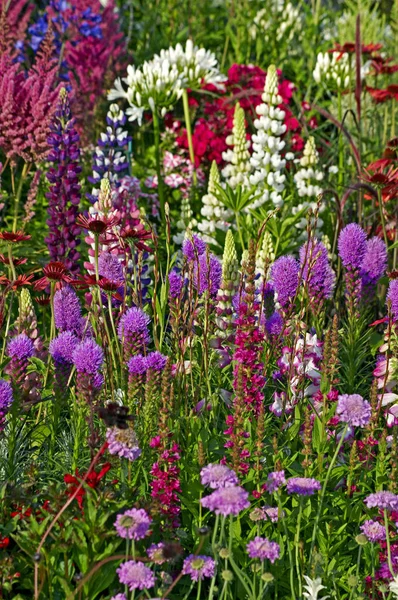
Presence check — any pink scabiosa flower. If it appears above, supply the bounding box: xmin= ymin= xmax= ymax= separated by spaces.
xmin=360 ymin=519 xmax=386 ymax=542
xmin=336 ymin=394 xmax=371 ymax=427
xmin=0 ymin=379 xmax=13 ymax=430
xmin=147 ymin=542 xmax=167 ymax=564
xmin=110 ymin=595 xmax=127 ymax=600
xmin=114 ymin=508 xmax=151 ymax=540
xmin=270 ymin=255 xmax=300 ymax=311
xmin=118 ymin=307 xmax=151 ymax=359
xmin=7 ymin=334 xmax=34 ymax=387
xmin=200 ymin=464 xmax=239 ymax=489
xmin=286 ymin=477 xmax=321 ymax=496
xmin=364 ymin=491 xmax=398 ymax=511
xmin=182 ymin=555 xmax=216 ymax=581
xmin=265 ymin=470 xmax=286 ymax=493
xmin=116 ymin=561 xmax=155 ymax=591
xmin=201 ymin=485 xmax=250 ymax=516
xmin=106 ymin=427 xmax=141 ymax=461
xmin=246 ymin=536 xmax=280 ymax=563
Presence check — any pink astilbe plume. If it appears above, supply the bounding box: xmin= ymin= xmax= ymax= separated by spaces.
xmin=0 ymin=0 xmax=34 ymax=55
xmin=0 ymin=26 xmax=61 ymax=162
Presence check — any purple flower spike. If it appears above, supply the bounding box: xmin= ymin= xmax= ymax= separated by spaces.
xmin=336 ymin=394 xmax=371 ymax=427
xmin=182 ymin=555 xmax=215 ymax=581
xmin=0 ymin=379 xmax=13 ymax=429
xmin=128 ymin=354 xmax=148 ymax=375
xmin=49 ymin=332 xmax=78 ymax=364
xmin=72 ymin=338 xmax=103 ymax=374
xmin=338 ymin=224 xmax=367 ymax=269
xmin=200 ymin=464 xmax=239 ymax=489
xmin=54 ymin=286 xmax=83 ymax=334
xmin=300 ymin=240 xmax=335 ymax=301
xmin=387 ymin=280 xmax=398 ymax=322
xmin=98 ymin=251 xmax=124 ymax=284
xmin=270 ymin=256 xmax=300 ymax=309
xmin=7 ymin=334 xmax=34 ymax=359
xmin=168 ymin=270 xmax=183 ymax=298
xmin=118 ymin=307 xmax=151 ymax=358
xmin=183 ymin=235 xmax=206 ymax=261
xmin=116 ymin=561 xmax=155 ymax=591
xmin=201 ymin=485 xmax=250 ymax=516
xmin=145 ymin=352 xmax=167 ymax=371
xmin=360 ymin=237 xmax=387 ymax=287
xmin=266 ymin=312 xmax=284 ymax=336
xmin=246 ymin=536 xmax=280 ymax=563
xmin=114 ymin=508 xmax=151 ymax=540
xmin=194 ymin=253 xmax=222 ymax=297
xmin=360 ymin=519 xmax=386 ymax=543
xmin=286 ymin=477 xmax=321 ymax=496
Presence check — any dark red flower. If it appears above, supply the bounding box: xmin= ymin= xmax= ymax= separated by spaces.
xmin=0 ymin=535 xmax=9 ymax=549
xmin=120 ymin=225 xmax=152 ymax=253
xmin=34 ymin=261 xmax=73 ymax=290
xmin=35 ymin=294 xmax=51 ymax=306
xmin=0 ymin=230 xmax=31 ymax=243
xmin=76 ymin=213 xmax=119 ymax=235
xmin=0 ymin=254 xmax=27 ymax=266
xmin=0 ymin=274 xmax=34 ymax=290
xmin=72 ymin=274 xmax=123 ymax=293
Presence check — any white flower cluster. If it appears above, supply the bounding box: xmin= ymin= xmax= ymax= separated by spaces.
xmin=292 ymin=137 xmax=325 ymax=235
xmin=173 ymin=196 xmax=197 ymax=245
xmin=108 ymin=60 xmax=183 ymax=124
xmin=251 ymin=1 xmax=302 ymax=45
xmin=198 ymin=161 xmax=232 ymax=243
xmin=222 ymin=102 xmax=251 ymax=189
xmin=256 ymin=230 xmax=275 ymax=278
xmin=303 ymin=576 xmax=329 ymax=600
xmin=313 ymin=51 xmax=352 ymax=90
xmin=249 ymin=65 xmax=287 ymax=209
xmin=155 ymin=39 xmax=226 ymax=91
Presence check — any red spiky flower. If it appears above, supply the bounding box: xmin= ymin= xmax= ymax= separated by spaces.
xmin=64 ymin=463 xmax=111 ymax=509
xmin=76 ymin=213 xmax=119 ymax=235
xmin=0 ymin=230 xmax=31 ymax=243
xmin=0 ymin=254 xmax=27 ymax=266
xmin=34 ymin=261 xmax=73 ymax=290
xmin=0 ymin=274 xmax=34 ymax=290
xmin=120 ymin=225 xmax=153 ymax=253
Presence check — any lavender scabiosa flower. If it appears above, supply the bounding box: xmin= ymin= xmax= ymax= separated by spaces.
xmin=336 ymin=394 xmax=371 ymax=427
xmin=115 ymin=508 xmax=151 ymax=540
xmin=265 ymin=470 xmax=286 ymax=493
xmin=45 ymin=88 xmax=81 ymax=274
xmin=338 ymin=224 xmax=367 ymax=269
xmin=360 ymin=237 xmax=387 ymax=289
xmin=364 ymin=491 xmax=398 ymax=511
xmin=300 ymin=239 xmax=335 ymax=306
xmin=182 ymin=234 xmax=206 ymax=262
xmin=387 ymin=280 xmax=398 ymax=322
xmin=182 ymin=555 xmax=216 ymax=581
xmin=194 ymin=252 xmax=222 ymax=297
xmin=116 ymin=561 xmax=155 ymax=591
xmin=0 ymin=379 xmax=13 ymax=430
xmin=147 ymin=542 xmax=167 ymax=564
xmin=7 ymin=334 xmax=34 ymax=386
xmin=201 ymin=485 xmax=250 ymax=516
xmin=168 ymin=269 xmax=183 ymax=298
xmin=200 ymin=464 xmax=239 ymax=489
xmin=106 ymin=427 xmax=142 ymax=461
xmin=263 ymin=506 xmax=284 ymax=522
xmin=246 ymin=536 xmax=280 ymax=563
xmin=118 ymin=307 xmax=151 ymax=359
xmin=53 ymin=286 xmax=83 ymax=335
xmin=270 ymin=255 xmax=300 ymax=310
xmin=360 ymin=519 xmax=386 ymax=542
xmin=286 ymin=477 xmax=321 ymax=496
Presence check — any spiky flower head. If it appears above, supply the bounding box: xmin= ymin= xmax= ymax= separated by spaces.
xmin=53 ymin=286 xmax=83 ymax=334
xmin=7 ymin=334 xmax=34 ymax=360
xmin=118 ymin=307 xmax=151 ymax=340
xmin=338 ymin=224 xmax=367 ymax=270
xmin=72 ymin=338 xmax=104 ymax=374
xmin=145 ymin=352 xmax=167 ymax=371
xmin=128 ymin=354 xmax=148 ymax=376
xmin=263 ymin=65 xmax=282 ymax=105
xmin=300 ymin=239 xmax=335 ymax=301
xmin=270 ymin=255 xmax=300 ymax=309
xmin=0 ymin=379 xmax=13 ymax=416
xmin=208 ymin=159 xmax=220 ymax=195
xmin=49 ymin=332 xmax=79 ymax=364
xmin=360 ymin=237 xmax=387 ymax=287
xmin=387 ymin=279 xmax=398 ymax=322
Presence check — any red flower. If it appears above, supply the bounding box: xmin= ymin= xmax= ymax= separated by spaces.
xmin=0 ymin=254 xmax=27 ymax=266
xmin=64 ymin=463 xmax=111 ymax=509
xmin=120 ymin=225 xmax=153 ymax=253
xmin=0 ymin=273 xmax=34 ymax=290
xmin=34 ymin=261 xmax=73 ymax=291
xmin=72 ymin=274 xmax=122 ymax=294
xmin=76 ymin=213 xmax=119 ymax=235
xmin=0 ymin=230 xmax=31 ymax=243
xmin=0 ymin=535 xmax=10 ymax=549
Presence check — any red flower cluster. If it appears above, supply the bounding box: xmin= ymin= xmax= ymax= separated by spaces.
xmin=150 ymin=438 xmax=181 ymax=528
xmin=174 ymin=64 xmax=306 ymax=168
xmin=64 ymin=463 xmax=111 ymax=509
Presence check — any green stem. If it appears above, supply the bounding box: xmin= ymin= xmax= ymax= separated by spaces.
xmin=12 ymin=162 xmax=30 ymax=233
xmin=7 ymin=244 xmax=17 ymax=281
xmin=377 ymin=188 xmax=389 ymax=249
xmin=309 ymin=423 xmax=348 ymax=565
xmin=196 ymin=578 xmax=202 ymax=600
xmin=294 ymin=497 xmax=304 ymax=598
xmin=276 ymin=493 xmax=296 ymax=600
xmin=152 ymin=109 xmax=165 ymax=223
xmin=182 ymin=89 xmax=197 ymax=187
xmin=349 ymin=545 xmax=362 ymax=600
xmin=337 ymin=91 xmax=344 ymax=195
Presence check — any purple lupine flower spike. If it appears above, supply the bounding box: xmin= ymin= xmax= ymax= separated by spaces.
xmin=45 ymin=88 xmax=81 ymax=274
